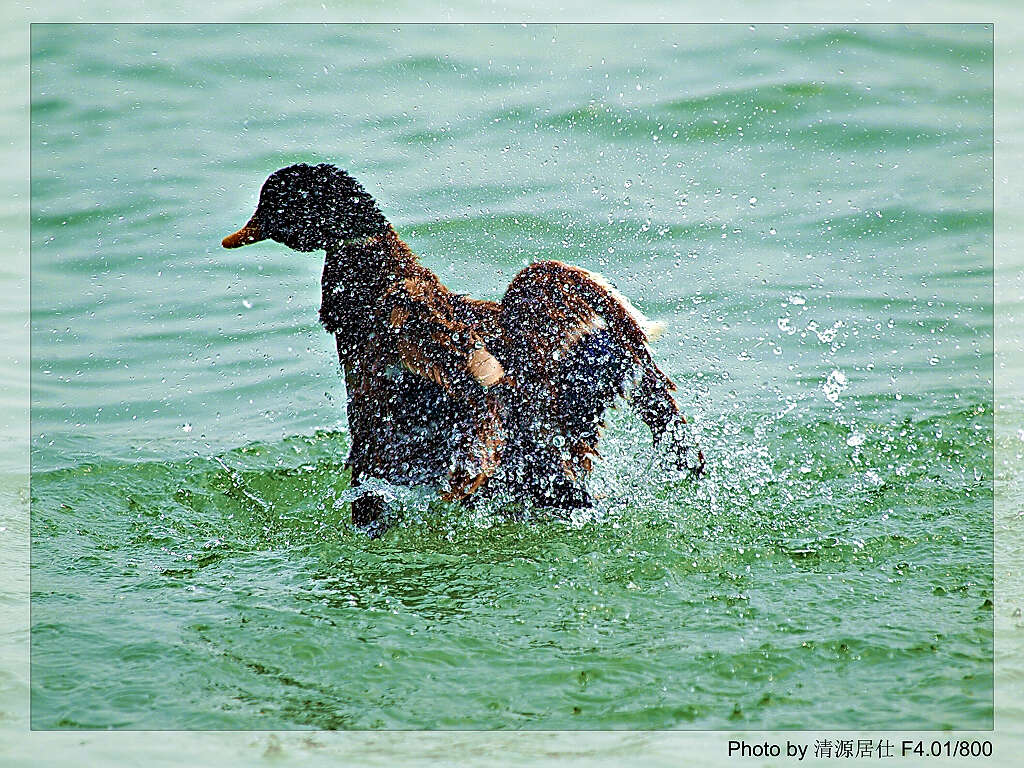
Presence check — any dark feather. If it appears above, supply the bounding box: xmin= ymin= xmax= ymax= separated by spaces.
xmin=224 ymin=165 xmax=704 ymax=533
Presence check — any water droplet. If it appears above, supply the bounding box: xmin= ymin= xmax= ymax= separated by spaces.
xmin=823 ymin=369 xmax=848 ymax=405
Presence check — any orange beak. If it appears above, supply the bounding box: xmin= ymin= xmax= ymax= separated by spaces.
xmin=222 ymin=218 xmax=266 ymax=249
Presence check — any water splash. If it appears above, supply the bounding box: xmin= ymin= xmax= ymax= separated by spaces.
xmin=822 ymin=369 xmax=848 ymax=405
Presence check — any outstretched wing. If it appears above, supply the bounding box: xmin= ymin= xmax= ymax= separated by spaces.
xmin=499 ymin=260 xmax=702 ymax=484
xmin=382 ymin=274 xmax=506 ymax=394
xmin=500 ymin=260 xmax=663 ymax=377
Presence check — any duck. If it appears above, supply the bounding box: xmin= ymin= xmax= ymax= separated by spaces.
xmin=223 ymin=163 xmax=704 ymax=536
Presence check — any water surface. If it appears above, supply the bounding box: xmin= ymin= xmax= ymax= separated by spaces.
xmin=30 ymin=23 xmax=993 ymax=730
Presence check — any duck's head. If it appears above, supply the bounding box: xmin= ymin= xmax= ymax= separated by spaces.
xmin=222 ymin=163 xmax=389 ymax=253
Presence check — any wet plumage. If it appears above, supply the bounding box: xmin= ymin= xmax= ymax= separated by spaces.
xmin=224 ymin=163 xmax=703 ymax=535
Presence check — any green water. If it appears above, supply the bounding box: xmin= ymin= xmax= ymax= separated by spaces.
xmin=30 ymin=23 xmax=993 ymax=730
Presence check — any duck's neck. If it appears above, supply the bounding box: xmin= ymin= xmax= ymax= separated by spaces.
xmin=326 ymin=225 xmax=421 ymax=284
xmin=318 ymin=225 xmax=424 ymax=336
